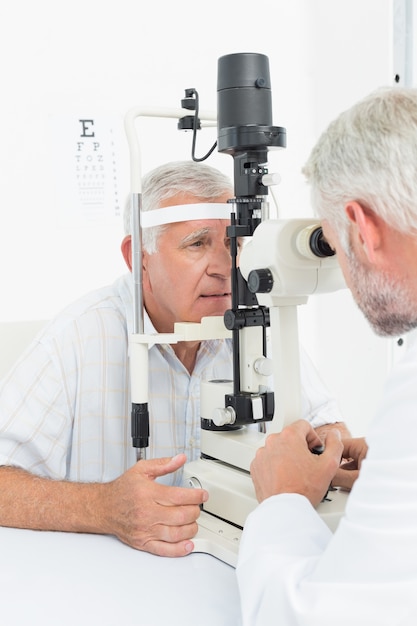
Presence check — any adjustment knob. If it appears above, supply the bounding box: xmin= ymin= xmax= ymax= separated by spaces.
xmin=212 ymin=406 xmax=236 ymax=427
xmin=247 ymin=268 xmax=273 ymax=293
xmin=261 ymin=172 xmax=281 ymax=187
xmin=188 ymin=477 xmax=202 ymax=489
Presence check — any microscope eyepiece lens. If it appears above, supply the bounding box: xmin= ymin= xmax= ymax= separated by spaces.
xmin=309 ymin=227 xmax=335 ymax=258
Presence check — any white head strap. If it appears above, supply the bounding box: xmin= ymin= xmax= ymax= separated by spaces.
xmin=140 ymin=203 xmax=234 ymax=228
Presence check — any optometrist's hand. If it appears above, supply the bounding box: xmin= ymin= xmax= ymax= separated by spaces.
xmin=102 ymin=453 xmax=208 ymax=557
xmin=250 ymin=419 xmax=343 ymax=507
xmin=331 ymin=437 xmax=368 ymax=491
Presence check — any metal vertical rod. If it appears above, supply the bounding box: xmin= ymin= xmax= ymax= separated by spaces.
xmin=130 ymin=191 xmax=149 ymax=456
xmin=131 ymin=192 xmax=144 ymax=335
xmin=393 ymin=0 xmax=414 ymax=86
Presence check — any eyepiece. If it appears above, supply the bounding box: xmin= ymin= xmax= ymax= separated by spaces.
xmin=308 ymin=227 xmax=335 ymax=258
xmin=296 ymin=225 xmax=335 ymax=259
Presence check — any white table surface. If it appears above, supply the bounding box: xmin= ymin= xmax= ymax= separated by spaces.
xmin=0 ymin=526 xmax=243 ymax=626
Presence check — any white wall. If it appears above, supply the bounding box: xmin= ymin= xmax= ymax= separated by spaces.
xmin=0 ymin=0 xmax=404 ymax=434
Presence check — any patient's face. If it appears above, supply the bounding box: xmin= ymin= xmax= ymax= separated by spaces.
xmin=143 ymin=193 xmax=234 ymax=333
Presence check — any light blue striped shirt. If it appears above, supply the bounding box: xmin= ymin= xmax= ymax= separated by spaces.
xmin=0 ymin=273 xmax=341 ymax=485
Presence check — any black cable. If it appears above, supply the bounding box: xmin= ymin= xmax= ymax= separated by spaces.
xmin=190 ymin=89 xmax=217 ymax=162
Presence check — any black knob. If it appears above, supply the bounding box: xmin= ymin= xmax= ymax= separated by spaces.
xmin=247 ymin=269 xmax=273 ymax=293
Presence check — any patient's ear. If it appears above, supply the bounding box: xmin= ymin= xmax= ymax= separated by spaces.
xmin=121 ymin=235 xmax=132 ymax=270
xmin=121 ymin=236 xmax=151 ymax=292
xmin=344 ymin=201 xmax=381 ymax=263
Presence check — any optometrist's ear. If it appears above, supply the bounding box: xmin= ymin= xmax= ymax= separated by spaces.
xmin=121 ymin=235 xmax=132 ymax=270
xmin=344 ymin=201 xmax=381 ymax=263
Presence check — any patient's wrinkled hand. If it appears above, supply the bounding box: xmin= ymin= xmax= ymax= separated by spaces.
xmin=102 ymin=453 xmax=208 ymax=557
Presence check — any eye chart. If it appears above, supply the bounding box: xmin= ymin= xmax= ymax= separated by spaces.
xmin=48 ymin=114 xmax=129 ymax=226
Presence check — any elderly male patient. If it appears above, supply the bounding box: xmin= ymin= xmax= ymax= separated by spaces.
xmin=0 ymin=160 xmax=349 ymax=556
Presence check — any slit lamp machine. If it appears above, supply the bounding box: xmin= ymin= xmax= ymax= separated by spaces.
xmin=124 ymin=52 xmax=349 ymax=567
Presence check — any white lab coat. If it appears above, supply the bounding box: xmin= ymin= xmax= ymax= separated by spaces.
xmin=237 ymin=329 xmax=417 ymax=626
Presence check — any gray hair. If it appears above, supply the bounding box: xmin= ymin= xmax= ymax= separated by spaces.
xmin=123 ymin=160 xmax=233 ymax=253
xmin=302 ymin=86 xmax=417 ymax=249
